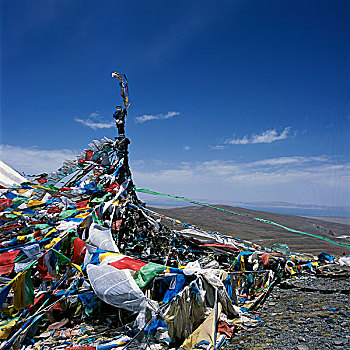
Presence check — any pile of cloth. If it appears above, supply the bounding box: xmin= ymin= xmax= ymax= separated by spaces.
xmin=0 ymin=136 xmax=349 ymax=350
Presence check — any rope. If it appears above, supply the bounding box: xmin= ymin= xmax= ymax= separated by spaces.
xmin=134 ymin=188 xmax=350 ymax=250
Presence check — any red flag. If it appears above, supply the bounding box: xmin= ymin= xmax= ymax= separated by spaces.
xmin=109 ymin=256 xmax=147 ymax=271
xmin=59 ymin=187 xmax=72 ymax=192
xmin=0 ymin=199 xmax=12 ymax=212
xmin=114 ymin=219 xmax=122 ymax=231
xmin=0 ymin=249 xmax=20 ymax=275
xmin=85 ymin=150 xmax=94 ymax=161
xmin=71 ymin=238 xmax=86 ymax=265
xmin=37 ymin=254 xmax=48 ymax=279
xmin=37 ymin=177 xmax=47 ymax=184
xmin=47 ymin=206 xmax=62 ymax=214
xmin=75 ymin=200 xmax=89 ymax=210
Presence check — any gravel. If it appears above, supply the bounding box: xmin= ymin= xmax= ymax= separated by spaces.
xmin=225 ymin=275 xmax=350 ymax=350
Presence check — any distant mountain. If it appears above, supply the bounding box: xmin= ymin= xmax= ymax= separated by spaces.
xmin=230 ymin=201 xmax=350 ymax=217
xmin=0 ymin=160 xmax=27 ymax=187
xmin=151 ymin=205 xmax=350 ymax=255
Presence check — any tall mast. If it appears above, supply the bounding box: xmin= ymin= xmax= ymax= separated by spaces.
xmin=111 ymin=72 xmax=137 ymax=201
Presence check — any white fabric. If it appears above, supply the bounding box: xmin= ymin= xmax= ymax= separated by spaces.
xmin=198 ymin=269 xmax=238 ymax=318
xmin=56 ymin=221 xmax=79 ymax=231
xmin=87 ymin=264 xmax=145 ymax=312
xmin=102 ymin=179 xmax=129 ymax=214
xmin=15 ymin=260 xmax=34 ymax=273
xmin=88 ymin=223 xmax=119 ymax=252
xmin=140 ymin=208 xmax=159 ymax=231
xmin=180 ymin=229 xmax=215 ymax=241
xmin=180 ymin=228 xmax=241 ymax=250
xmin=110 ymin=158 xmax=124 ymax=183
xmin=338 ymin=257 xmax=350 ymax=267
xmin=183 ymin=260 xmax=202 ymax=276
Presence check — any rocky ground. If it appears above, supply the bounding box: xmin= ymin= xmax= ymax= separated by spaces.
xmin=225 ymin=275 xmax=350 ymax=350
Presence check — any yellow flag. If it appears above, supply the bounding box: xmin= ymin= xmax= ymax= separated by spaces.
xmin=12 ymin=273 xmax=26 ymax=310
xmin=0 ymin=317 xmax=19 ymax=339
xmin=45 ymin=237 xmax=61 ymax=250
xmin=27 ymin=200 xmax=45 ymax=207
xmin=75 ymin=212 xmax=90 ymax=219
xmin=16 ymin=188 xmax=30 ymax=194
xmin=44 ymin=228 xmax=57 ymax=238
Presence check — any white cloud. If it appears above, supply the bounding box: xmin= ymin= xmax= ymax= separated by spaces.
xmin=209 ymin=145 xmax=227 ymax=150
xmin=226 ymin=136 xmax=250 ymax=145
xmin=1 ymin=142 xmax=348 ymax=207
xmin=132 ymin=155 xmax=350 ymax=206
xmin=0 ymin=144 xmax=78 ymax=175
xmin=89 ymin=112 xmax=100 ymax=118
xmin=136 ymin=111 xmax=180 ymax=123
xmin=134 ymin=155 xmax=344 ymax=186
xmin=183 ymin=145 xmax=191 ymax=151
xmin=225 ymin=127 xmax=291 ymax=145
xmin=75 ymin=111 xmax=115 ymax=130
xmin=250 ymin=155 xmax=330 ymax=167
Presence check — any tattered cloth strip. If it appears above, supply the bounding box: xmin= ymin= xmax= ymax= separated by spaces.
xmin=12 ymin=268 xmax=34 ymax=310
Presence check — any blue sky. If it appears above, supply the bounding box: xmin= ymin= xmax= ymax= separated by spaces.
xmin=1 ymin=0 xmax=350 ymax=207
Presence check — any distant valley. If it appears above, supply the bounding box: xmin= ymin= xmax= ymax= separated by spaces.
xmin=151 ymin=205 xmax=350 ymax=256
